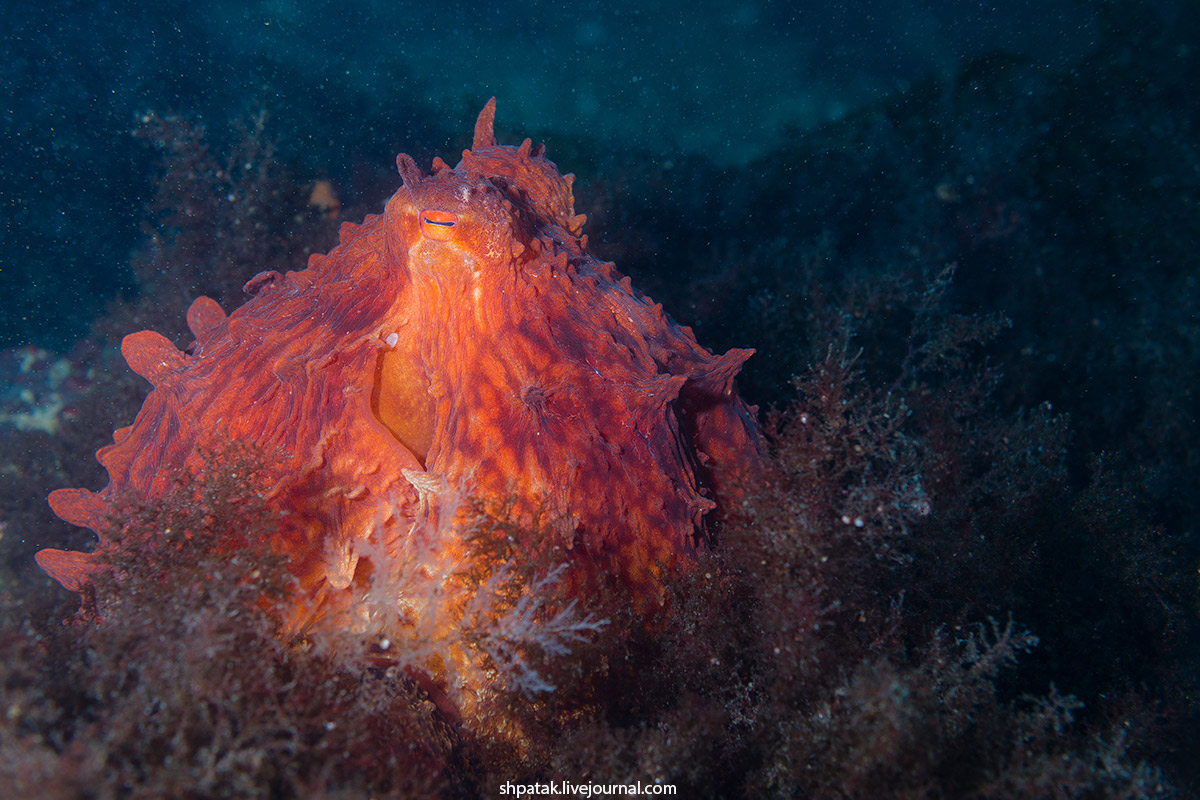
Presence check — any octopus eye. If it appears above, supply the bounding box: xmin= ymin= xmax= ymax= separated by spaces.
xmin=419 ymin=209 xmax=458 ymax=241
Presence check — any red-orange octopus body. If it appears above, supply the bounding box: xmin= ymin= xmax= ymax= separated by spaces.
xmin=37 ymin=99 xmax=763 ymax=627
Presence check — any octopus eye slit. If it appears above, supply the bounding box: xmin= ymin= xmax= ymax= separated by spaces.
xmin=419 ymin=209 xmax=458 ymax=241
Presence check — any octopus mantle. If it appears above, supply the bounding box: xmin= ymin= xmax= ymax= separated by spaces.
xmin=38 ymin=99 xmax=763 ymax=623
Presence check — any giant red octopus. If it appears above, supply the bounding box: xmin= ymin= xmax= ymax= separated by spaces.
xmin=37 ymin=99 xmax=764 ymax=634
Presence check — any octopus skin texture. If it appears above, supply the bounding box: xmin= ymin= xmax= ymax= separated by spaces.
xmin=37 ymin=98 xmax=765 ymax=627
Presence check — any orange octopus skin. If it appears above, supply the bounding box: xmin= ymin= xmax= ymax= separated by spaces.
xmin=37 ymin=98 xmax=764 ymax=623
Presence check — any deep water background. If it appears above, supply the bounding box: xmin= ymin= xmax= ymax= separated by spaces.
xmin=1 ymin=0 xmax=1101 ymax=350
xmin=2 ymin=0 xmax=1199 ymax=797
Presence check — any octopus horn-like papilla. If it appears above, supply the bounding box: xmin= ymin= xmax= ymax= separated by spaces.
xmin=472 ymin=96 xmax=498 ymax=149
xmin=395 ymin=153 xmax=424 ymax=187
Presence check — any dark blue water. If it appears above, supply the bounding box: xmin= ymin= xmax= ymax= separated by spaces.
xmin=1 ymin=0 xmax=1101 ymax=350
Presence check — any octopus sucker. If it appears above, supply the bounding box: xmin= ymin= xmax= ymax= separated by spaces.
xmin=39 ymin=98 xmax=764 ymax=631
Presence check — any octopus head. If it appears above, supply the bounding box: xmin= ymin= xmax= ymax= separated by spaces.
xmin=382 ymin=99 xmax=581 ymax=289
xmin=384 ymin=162 xmax=534 ymax=285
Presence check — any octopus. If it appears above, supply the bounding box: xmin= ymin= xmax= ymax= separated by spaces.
xmin=37 ymin=99 xmax=764 ymax=631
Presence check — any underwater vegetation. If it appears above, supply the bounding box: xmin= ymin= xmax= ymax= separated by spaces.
xmin=1 ymin=3 xmax=1197 ymax=797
